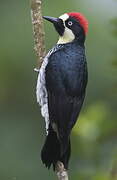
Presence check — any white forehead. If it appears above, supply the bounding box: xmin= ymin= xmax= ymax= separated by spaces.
xmin=59 ymin=13 xmax=69 ymax=22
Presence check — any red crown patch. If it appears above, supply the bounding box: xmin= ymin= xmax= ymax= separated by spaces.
xmin=67 ymin=12 xmax=88 ymax=34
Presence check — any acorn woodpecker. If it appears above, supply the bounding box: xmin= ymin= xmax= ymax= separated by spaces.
xmin=36 ymin=12 xmax=88 ymax=170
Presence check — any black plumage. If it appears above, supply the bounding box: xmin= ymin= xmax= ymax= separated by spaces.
xmin=41 ymin=41 xmax=88 ymax=169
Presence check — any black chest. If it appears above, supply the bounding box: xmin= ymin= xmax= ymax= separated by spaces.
xmin=45 ymin=41 xmax=87 ymax=96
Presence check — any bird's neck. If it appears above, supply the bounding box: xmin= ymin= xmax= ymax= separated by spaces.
xmin=57 ymin=36 xmax=72 ymax=44
xmin=57 ymin=26 xmax=86 ymax=45
xmin=57 ymin=37 xmax=85 ymax=46
xmin=57 ymin=30 xmax=85 ymax=45
xmin=57 ymin=33 xmax=75 ymax=44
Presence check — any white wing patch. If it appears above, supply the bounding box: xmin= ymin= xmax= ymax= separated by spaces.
xmin=36 ymin=53 xmax=50 ymax=135
xmin=36 ymin=45 xmax=63 ymax=135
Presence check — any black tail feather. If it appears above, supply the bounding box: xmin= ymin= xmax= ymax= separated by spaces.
xmin=41 ymin=129 xmax=71 ymax=170
xmin=41 ymin=129 xmax=60 ymax=169
xmin=60 ymin=139 xmax=71 ymax=169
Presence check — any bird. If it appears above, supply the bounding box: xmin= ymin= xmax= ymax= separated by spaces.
xmin=36 ymin=12 xmax=88 ymax=170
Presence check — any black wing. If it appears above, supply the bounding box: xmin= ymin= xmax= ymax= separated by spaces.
xmin=45 ymin=44 xmax=88 ymax=139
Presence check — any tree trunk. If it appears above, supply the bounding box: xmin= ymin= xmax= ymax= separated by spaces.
xmin=56 ymin=161 xmax=69 ymax=180
xmin=31 ymin=0 xmax=46 ymax=68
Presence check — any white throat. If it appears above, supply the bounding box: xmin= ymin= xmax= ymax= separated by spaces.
xmin=57 ymin=13 xmax=75 ymax=44
xmin=57 ymin=27 xmax=75 ymax=44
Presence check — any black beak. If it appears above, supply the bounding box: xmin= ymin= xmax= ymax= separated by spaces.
xmin=43 ymin=16 xmax=60 ymax=24
xmin=43 ymin=16 xmax=65 ymax=36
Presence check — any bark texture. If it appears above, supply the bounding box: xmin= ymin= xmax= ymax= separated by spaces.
xmin=31 ymin=0 xmax=46 ymax=68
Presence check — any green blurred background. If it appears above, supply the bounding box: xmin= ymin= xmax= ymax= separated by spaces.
xmin=0 ymin=0 xmax=117 ymax=179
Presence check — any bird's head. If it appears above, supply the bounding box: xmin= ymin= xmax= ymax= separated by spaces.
xmin=43 ymin=12 xmax=88 ymax=44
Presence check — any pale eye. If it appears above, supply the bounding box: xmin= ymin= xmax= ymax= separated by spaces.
xmin=68 ymin=21 xmax=73 ymax=26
